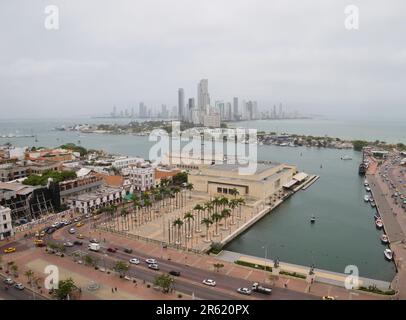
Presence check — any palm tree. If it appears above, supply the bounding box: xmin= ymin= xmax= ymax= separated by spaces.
xmin=24 ymin=269 xmax=34 ymax=284
xmin=212 ymin=197 xmax=222 ymax=215
xmin=186 ymin=183 xmax=194 ymax=199
xmin=172 ymin=218 xmax=184 ymax=244
xmin=10 ymin=264 xmax=18 ymax=277
xmin=193 ymin=204 xmax=204 ymax=232
xmin=201 ymin=218 xmax=213 ymax=242
xmin=230 ymin=188 xmax=240 ymax=199
xmin=204 ymin=201 xmax=213 ymax=220
xmin=120 ymin=209 xmax=129 ymax=231
xmin=221 ymin=208 xmax=231 ymax=230
xmin=173 ymin=187 xmax=181 ymax=208
xmin=237 ymin=197 xmax=245 ymax=219
xmin=211 ymin=212 xmax=222 ymax=237
xmin=183 ymin=211 xmax=194 ymax=239
xmin=229 ymin=199 xmax=238 ymax=225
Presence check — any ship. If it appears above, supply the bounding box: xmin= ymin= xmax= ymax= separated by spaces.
xmin=358 ymin=163 xmax=367 ymax=175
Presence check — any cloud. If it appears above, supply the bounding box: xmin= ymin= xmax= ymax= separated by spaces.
xmin=0 ymin=0 xmax=405 ymax=118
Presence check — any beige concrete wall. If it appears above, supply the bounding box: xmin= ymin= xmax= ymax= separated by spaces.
xmin=189 ymin=165 xmax=296 ymax=201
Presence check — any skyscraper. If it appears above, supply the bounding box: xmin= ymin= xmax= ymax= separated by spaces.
xmin=187 ymin=98 xmax=195 ymax=123
xmin=197 ymin=79 xmax=210 ymax=111
xmin=233 ymin=97 xmax=239 ymax=120
xmin=178 ymin=88 xmax=185 ymax=121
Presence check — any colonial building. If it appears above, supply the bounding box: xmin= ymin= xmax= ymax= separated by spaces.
xmin=0 ymin=206 xmax=14 ymax=240
xmin=122 ymin=166 xmax=155 ymax=191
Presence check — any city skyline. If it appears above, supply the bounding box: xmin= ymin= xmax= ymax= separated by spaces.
xmin=1 ymin=1 xmax=405 ymax=119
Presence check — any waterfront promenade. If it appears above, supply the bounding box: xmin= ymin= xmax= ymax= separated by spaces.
xmin=367 ymin=156 xmax=406 ymax=299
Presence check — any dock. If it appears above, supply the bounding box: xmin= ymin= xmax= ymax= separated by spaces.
xmin=301 ymin=175 xmax=320 ymax=190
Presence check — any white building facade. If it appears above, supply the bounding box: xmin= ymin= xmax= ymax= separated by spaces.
xmin=0 ymin=206 xmax=14 ymax=240
xmin=123 ymin=167 xmax=155 ymax=191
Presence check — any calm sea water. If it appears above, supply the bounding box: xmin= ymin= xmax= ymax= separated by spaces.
xmin=0 ymin=118 xmax=398 ymax=280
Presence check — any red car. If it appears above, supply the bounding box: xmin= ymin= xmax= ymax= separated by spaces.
xmin=107 ymin=247 xmax=118 ymax=253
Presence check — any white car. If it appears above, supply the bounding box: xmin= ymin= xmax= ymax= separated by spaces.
xmin=63 ymin=242 xmax=74 ymax=247
xmin=3 ymin=278 xmax=14 ymax=285
xmin=145 ymin=258 xmax=157 ymax=264
xmin=237 ymin=287 xmax=252 ymax=295
xmin=69 ymin=228 xmax=76 ymax=234
xmin=148 ymin=263 xmax=159 ymax=270
xmin=14 ymin=283 xmax=25 ymax=290
xmin=202 ymin=279 xmax=216 ymax=287
xmin=129 ymin=258 xmax=140 ymax=265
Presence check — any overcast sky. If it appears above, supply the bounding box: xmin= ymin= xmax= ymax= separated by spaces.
xmin=0 ymin=0 xmax=405 ymax=119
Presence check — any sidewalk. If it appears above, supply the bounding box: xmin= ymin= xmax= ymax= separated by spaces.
xmin=2 ymin=249 xmax=190 ymax=300
xmin=84 ymin=228 xmax=386 ymax=300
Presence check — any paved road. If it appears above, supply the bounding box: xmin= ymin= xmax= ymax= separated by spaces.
xmin=52 ymin=226 xmax=316 ymax=300
xmin=0 ymin=275 xmax=45 ymax=300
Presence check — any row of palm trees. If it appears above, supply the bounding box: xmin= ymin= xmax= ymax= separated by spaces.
xmin=170 ymin=189 xmax=246 ymax=245
xmin=102 ymin=181 xmax=194 ymax=232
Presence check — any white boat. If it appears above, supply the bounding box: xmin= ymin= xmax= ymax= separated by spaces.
xmin=364 ymin=180 xmax=369 ymax=187
xmin=364 ymin=195 xmax=370 ymax=202
xmin=381 ymin=234 xmax=389 ymax=244
xmin=371 ymin=201 xmax=376 ymax=208
xmin=384 ymin=249 xmax=393 ymax=261
xmin=310 ymin=216 xmax=316 ymax=224
xmin=375 ymin=219 xmax=383 ymax=229
xmin=341 ymin=155 xmax=352 ymax=160
xmin=366 ymin=187 xmax=371 ymax=192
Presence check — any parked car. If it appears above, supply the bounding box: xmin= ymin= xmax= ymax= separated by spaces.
xmin=63 ymin=242 xmax=74 ymax=247
xmin=14 ymin=283 xmax=25 ymax=290
xmin=107 ymin=247 xmax=117 ymax=253
xmin=3 ymin=278 xmax=14 ymax=285
xmin=202 ymin=279 xmax=216 ymax=287
xmin=73 ymin=241 xmax=83 ymax=246
xmin=46 ymin=227 xmax=56 ymax=234
xmin=89 ymin=238 xmax=99 ymax=244
xmin=322 ymin=296 xmax=336 ymax=300
xmin=69 ymin=228 xmax=76 ymax=234
xmin=124 ymin=248 xmax=133 ymax=254
xmin=77 ymin=234 xmax=84 ymax=239
xmin=129 ymin=258 xmax=140 ymax=265
xmin=76 ymin=222 xmax=84 ymax=228
xmin=148 ymin=264 xmax=159 ymax=270
xmin=169 ymin=270 xmax=181 ymax=277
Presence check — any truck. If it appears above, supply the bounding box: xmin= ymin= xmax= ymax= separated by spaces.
xmin=252 ymin=282 xmax=272 ymax=295
xmin=88 ymin=243 xmax=100 ymax=252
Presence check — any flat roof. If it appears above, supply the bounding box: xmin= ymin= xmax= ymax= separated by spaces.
xmin=207 ymin=162 xmax=280 ymax=175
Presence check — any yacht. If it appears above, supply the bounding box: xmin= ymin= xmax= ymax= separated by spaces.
xmin=364 ymin=195 xmax=370 ymax=202
xmin=375 ymin=219 xmax=383 ymax=229
xmin=364 ymin=179 xmax=369 ymax=186
xmin=366 ymin=187 xmax=371 ymax=192
xmin=341 ymin=155 xmax=352 ymax=160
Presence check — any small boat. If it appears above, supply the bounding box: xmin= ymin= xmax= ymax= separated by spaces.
xmin=364 ymin=179 xmax=369 ymax=187
xmin=371 ymin=201 xmax=376 ymax=208
xmin=341 ymin=155 xmax=352 ymax=160
xmin=375 ymin=219 xmax=383 ymax=229
xmin=381 ymin=234 xmax=389 ymax=244
xmin=384 ymin=249 xmax=393 ymax=261
xmin=364 ymin=195 xmax=370 ymax=202
xmin=310 ymin=216 xmax=316 ymax=224
xmin=366 ymin=187 xmax=371 ymax=192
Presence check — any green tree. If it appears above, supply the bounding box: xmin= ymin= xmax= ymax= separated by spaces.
xmin=114 ymin=261 xmax=129 ymax=278
xmin=53 ymin=278 xmax=77 ymax=300
xmin=24 ymin=269 xmax=34 ymax=284
xmin=352 ymin=140 xmax=369 ymax=152
xmin=201 ymin=218 xmax=213 ymax=242
xmin=213 ymin=263 xmax=224 ymax=273
xmin=154 ymin=273 xmax=174 ymax=293
xmin=173 ymin=218 xmax=184 ymax=244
